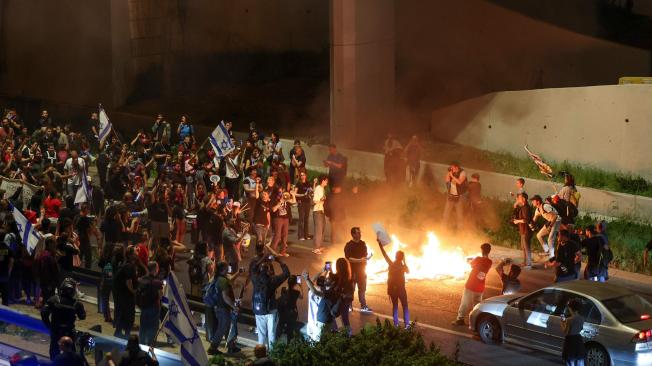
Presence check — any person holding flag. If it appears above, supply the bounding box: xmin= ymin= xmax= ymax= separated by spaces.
xmin=161 ymin=271 xmax=209 ymax=366
xmin=98 ymin=104 xmax=113 ymax=149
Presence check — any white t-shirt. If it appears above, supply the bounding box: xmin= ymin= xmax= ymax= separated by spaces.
xmin=313 ymin=185 xmax=325 ymax=212
xmin=64 ymin=157 xmax=85 ymax=185
xmin=449 ymin=171 xmax=466 ymax=196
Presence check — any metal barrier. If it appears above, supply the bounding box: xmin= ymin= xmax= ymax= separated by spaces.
xmin=0 ymin=305 xmax=183 ymax=366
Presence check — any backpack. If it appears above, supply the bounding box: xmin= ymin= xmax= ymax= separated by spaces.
xmin=202 ymin=277 xmax=223 ymax=307
xmin=188 ymin=256 xmax=204 ymax=285
xmin=252 ymin=278 xmax=270 ymax=315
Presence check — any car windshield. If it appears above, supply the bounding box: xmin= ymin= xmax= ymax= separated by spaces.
xmin=603 ymin=294 xmax=652 ymax=324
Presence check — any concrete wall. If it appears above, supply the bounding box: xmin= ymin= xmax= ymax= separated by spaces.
xmin=184 ymin=0 xmax=328 ymax=53
xmin=283 ymin=138 xmax=652 ymax=221
xmin=431 ymin=84 xmax=652 ymax=180
xmin=0 ymin=0 xmax=132 ymax=108
xmin=395 ymin=0 xmax=651 ymax=121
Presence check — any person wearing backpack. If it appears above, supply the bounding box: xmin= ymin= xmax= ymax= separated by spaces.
xmin=251 ymin=255 xmax=290 ymax=351
xmin=206 ymin=262 xmax=238 ymax=355
xmin=98 ymin=245 xmax=120 ymax=323
xmin=137 ymin=261 xmax=163 ymax=346
xmin=531 ymin=195 xmax=561 ymax=259
xmin=188 ymin=242 xmax=213 ymax=298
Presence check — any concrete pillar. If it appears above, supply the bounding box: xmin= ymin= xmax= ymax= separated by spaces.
xmin=330 ymin=0 xmax=395 ymax=149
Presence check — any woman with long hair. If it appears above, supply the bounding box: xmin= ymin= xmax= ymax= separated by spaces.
xmin=378 ymin=240 xmax=410 ymax=328
xmin=335 ymin=257 xmax=354 ymax=334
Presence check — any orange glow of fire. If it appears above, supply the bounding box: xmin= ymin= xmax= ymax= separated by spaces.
xmin=365 ymin=232 xmax=471 ymax=284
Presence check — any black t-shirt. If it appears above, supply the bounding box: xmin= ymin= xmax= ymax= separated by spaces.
xmin=101 ymin=218 xmax=122 ymax=243
xmin=254 ymin=199 xmax=270 ymax=226
xmin=344 ymin=240 xmax=368 ymax=275
xmin=54 ymin=351 xmax=85 ymax=366
xmin=552 ymin=240 xmax=579 ymax=277
xmin=76 ymin=215 xmax=92 ymax=243
xmin=0 ymin=242 xmax=14 ymax=280
xmin=271 ymin=196 xmax=290 ymax=219
xmin=114 ymin=262 xmax=137 ymax=302
xmin=582 ymin=236 xmax=603 ymax=267
xmin=295 ymin=181 xmax=311 ymax=203
xmin=57 ymin=241 xmax=79 ymax=272
xmin=138 ymin=275 xmax=163 ymax=309
xmin=148 ymin=201 xmax=168 ymax=222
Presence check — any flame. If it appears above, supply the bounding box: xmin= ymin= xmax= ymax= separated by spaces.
xmin=365 ymin=231 xmax=471 ymax=284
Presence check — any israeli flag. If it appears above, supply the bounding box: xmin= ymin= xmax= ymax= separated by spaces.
xmin=164 ymin=272 xmax=208 ymax=366
xmin=74 ymin=167 xmax=91 ymax=204
xmin=209 ymin=121 xmax=235 ymax=157
xmin=98 ymin=104 xmax=112 ymax=145
xmin=9 ymin=203 xmax=41 ymax=255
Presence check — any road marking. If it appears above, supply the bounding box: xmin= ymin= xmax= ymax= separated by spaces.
xmin=351 ymin=306 xmax=473 ymax=339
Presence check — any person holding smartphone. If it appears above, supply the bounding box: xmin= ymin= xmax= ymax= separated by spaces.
xmin=276 ymin=275 xmax=303 ymax=342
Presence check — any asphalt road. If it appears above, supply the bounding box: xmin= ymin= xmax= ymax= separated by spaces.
xmin=76 ymin=207 xmax=652 ymax=366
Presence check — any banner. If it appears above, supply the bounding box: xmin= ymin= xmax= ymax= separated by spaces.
xmin=0 ymin=176 xmax=40 ymax=209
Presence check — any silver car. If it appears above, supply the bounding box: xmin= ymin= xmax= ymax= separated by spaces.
xmin=469 ymin=281 xmax=652 ymax=366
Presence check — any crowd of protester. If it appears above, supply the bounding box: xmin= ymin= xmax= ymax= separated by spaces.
xmin=0 ymin=106 xmax=629 ymax=365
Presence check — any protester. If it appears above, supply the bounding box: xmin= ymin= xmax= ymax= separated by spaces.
xmin=294 ymin=171 xmax=312 ymax=241
xmin=251 ymin=255 xmax=290 ymax=351
xmin=377 ymin=239 xmax=410 ymax=327
xmin=110 ymin=335 xmax=159 ymax=366
xmin=467 ymin=173 xmax=482 ymax=226
xmin=582 ymin=226 xmax=604 ymax=282
xmin=344 ymin=227 xmax=372 ymax=313
xmin=495 ymin=258 xmax=521 ymax=295
xmin=545 ymin=230 xmax=581 ymax=283
xmin=452 ymin=243 xmax=492 ymax=326
xmin=531 ymin=194 xmax=561 ymax=258
xmin=206 ymin=262 xmax=240 ymax=355
xmin=137 ymin=261 xmax=163 ymax=346
xmin=404 ymin=135 xmax=422 ymax=187
xmin=443 ymin=162 xmax=467 ymax=231
xmin=113 ymin=246 xmax=138 ymax=339
xmin=644 ymin=239 xmax=652 ymax=267
xmin=324 ymin=144 xmax=346 ymax=189
xmin=0 ymin=235 xmax=13 ymax=305
xmin=52 ymin=336 xmax=85 ymax=366
xmin=312 ymin=175 xmax=328 ymax=255
xmin=560 ymin=298 xmax=586 ymax=366
xmin=512 ymin=192 xmax=533 ymax=269
xmin=276 ymin=275 xmax=303 ymax=341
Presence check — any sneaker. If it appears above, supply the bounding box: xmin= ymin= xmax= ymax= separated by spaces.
xmin=227 ymin=346 xmax=242 ymax=354
xmin=280 ymin=251 xmax=290 ymax=257
xmin=360 ymin=306 xmax=373 ymax=314
xmin=451 ymin=319 xmax=465 ymax=326
xmin=312 ymin=248 xmax=322 ymax=255
xmin=207 ymin=347 xmax=223 ymax=355
xmin=299 ymin=237 xmax=306 ymax=241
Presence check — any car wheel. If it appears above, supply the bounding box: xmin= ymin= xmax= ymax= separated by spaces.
xmin=585 ymin=343 xmax=610 ymax=366
xmin=478 ymin=315 xmax=502 ymax=344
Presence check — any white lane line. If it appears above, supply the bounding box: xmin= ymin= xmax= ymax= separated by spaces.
xmin=351 ymin=307 xmax=473 ymax=339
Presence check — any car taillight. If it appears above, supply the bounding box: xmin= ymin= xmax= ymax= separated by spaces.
xmin=633 ymin=330 xmax=652 ymax=343
xmin=642 ymin=314 xmax=651 ymax=320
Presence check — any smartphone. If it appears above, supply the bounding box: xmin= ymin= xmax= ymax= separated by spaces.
xmin=228 ymin=265 xmax=233 ymax=273
xmin=163 ymin=280 xmax=167 ymax=286
xmin=324 ymin=261 xmax=332 ymax=271
xmin=268 ymin=255 xmax=274 ymax=261
xmin=296 ymin=277 xmax=302 ymax=284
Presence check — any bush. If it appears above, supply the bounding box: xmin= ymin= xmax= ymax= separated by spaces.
xmin=270 ymin=319 xmax=459 ymax=366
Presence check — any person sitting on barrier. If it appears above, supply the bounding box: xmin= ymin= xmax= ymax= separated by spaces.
xmin=41 ymin=277 xmax=86 ymax=360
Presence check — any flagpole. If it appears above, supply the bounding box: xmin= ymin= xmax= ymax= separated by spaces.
xmin=153 ymin=310 xmax=170 ymax=346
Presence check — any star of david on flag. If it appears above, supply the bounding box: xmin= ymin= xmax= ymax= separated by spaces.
xmin=209 ymin=121 xmax=235 ymax=158
xmin=163 ymin=272 xmax=208 ymax=366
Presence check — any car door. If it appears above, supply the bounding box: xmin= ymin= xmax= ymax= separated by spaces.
xmin=515 ymin=288 xmax=567 ymax=351
xmin=502 ymin=289 xmax=561 ymax=344
xmin=539 ymin=291 xmax=603 ymax=352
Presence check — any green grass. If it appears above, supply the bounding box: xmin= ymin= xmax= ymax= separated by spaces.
xmin=483 ymin=199 xmax=652 ymax=275
xmin=482 ymin=150 xmax=652 ymax=197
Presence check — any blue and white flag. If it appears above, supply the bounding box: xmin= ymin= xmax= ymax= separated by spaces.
xmin=74 ymin=166 xmax=91 ymax=204
xmin=209 ymin=121 xmax=235 ymax=158
xmin=98 ymin=104 xmax=112 ymax=146
xmin=9 ymin=203 xmax=41 ymax=255
xmin=163 ymin=272 xmax=208 ymax=366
